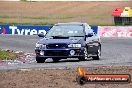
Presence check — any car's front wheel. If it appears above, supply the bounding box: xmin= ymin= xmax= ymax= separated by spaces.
xmin=36 ymin=57 xmax=46 ymax=63
xmin=78 ymin=48 xmax=88 ymax=61
xmin=92 ymin=46 xmax=101 ymax=60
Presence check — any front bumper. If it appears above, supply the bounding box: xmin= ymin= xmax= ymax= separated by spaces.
xmin=35 ymin=48 xmax=84 ymax=58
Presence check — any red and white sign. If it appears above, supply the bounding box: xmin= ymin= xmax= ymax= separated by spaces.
xmin=98 ymin=26 xmax=132 ymax=37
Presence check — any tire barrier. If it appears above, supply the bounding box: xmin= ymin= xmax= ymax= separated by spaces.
xmin=112 ymin=7 xmax=132 ymax=25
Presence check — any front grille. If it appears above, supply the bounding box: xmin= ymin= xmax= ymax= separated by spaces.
xmin=45 ymin=50 xmax=69 ymax=56
xmin=46 ymin=44 xmax=67 ymax=49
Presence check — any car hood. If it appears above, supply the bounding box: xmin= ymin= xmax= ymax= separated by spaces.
xmin=37 ymin=37 xmax=84 ymax=44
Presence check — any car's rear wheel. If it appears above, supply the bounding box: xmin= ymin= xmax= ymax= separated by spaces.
xmin=36 ymin=57 xmax=46 ymax=63
xmin=78 ymin=48 xmax=88 ymax=61
xmin=92 ymin=46 xmax=101 ymax=60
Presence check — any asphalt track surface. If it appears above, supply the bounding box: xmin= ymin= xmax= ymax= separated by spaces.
xmin=0 ymin=35 xmax=132 ymax=70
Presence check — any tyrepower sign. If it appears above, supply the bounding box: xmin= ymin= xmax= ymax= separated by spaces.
xmin=98 ymin=26 xmax=132 ymax=37
xmin=0 ymin=25 xmax=52 ymax=35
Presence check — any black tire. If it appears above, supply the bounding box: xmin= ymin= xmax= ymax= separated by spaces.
xmin=76 ymin=76 xmax=87 ymax=85
xmin=52 ymin=58 xmax=60 ymax=63
xmin=36 ymin=57 xmax=46 ymax=63
xmin=92 ymin=46 xmax=101 ymax=60
xmin=78 ymin=48 xmax=88 ymax=61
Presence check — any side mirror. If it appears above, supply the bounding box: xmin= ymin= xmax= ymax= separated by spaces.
xmin=86 ymin=33 xmax=93 ymax=37
xmin=38 ymin=33 xmax=45 ymax=37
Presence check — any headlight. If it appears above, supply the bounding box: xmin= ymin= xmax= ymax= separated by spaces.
xmin=68 ymin=44 xmax=81 ymax=48
xmin=36 ymin=43 xmax=46 ymax=48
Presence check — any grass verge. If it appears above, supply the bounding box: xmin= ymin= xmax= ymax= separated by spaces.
xmin=0 ymin=15 xmax=74 ymax=20
xmin=0 ymin=21 xmax=115 ymax=26
xmin=0 ymin=50 xmax=17 ymax=61
xmin=0 ymin=22 xmax=55 ymax=26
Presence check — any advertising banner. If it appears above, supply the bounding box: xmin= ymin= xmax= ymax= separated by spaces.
xmin=0 ymin=25 xmax=52 ymax=35
xmin=98 ymin=26 xmax=132 ymax=37
xmin=0 ymin=25 xmax=98 ymax=35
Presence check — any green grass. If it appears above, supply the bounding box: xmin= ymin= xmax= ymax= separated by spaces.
xmin=23 ymin=16 xmax=48 ymax=19
xmin=0 ymin=15 xmax=74 ymax=20
xmin=90 ymin=24 xmax=114 ymax=26
xmin=0 ymin=50 xmax=17 ymax=61
xmin=0 ymin=21 xmax=55 ymax=26
xmin=0 ymin=15 xmax=115 ymax=26
xmin=20 ymin=0 xmax=27 ymax=2
xmin=0 ymin=15 xmax=48 ymax=20
xmin=0 ymin=21 xmax=115 ymax=26
xmin=0 ymin=15 xmax=17 ymax=19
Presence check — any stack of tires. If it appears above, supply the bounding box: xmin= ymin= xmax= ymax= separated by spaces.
xmin=112 ymin=7 xmax=132 ymax=25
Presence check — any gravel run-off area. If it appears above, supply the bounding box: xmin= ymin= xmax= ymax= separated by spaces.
xmin=0 ymin=66 xmax=132 ymax=88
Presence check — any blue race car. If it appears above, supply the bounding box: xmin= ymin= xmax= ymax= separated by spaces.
xmin=35 ymin=22 xmax=101 ymax=63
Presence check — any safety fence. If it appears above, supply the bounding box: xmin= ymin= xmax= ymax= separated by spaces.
xmin=0 ymin=25 xmax=132 ymax=37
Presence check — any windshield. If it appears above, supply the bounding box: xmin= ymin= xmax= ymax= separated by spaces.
xmin=45 ymin=25 xmax=84 ymax=37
